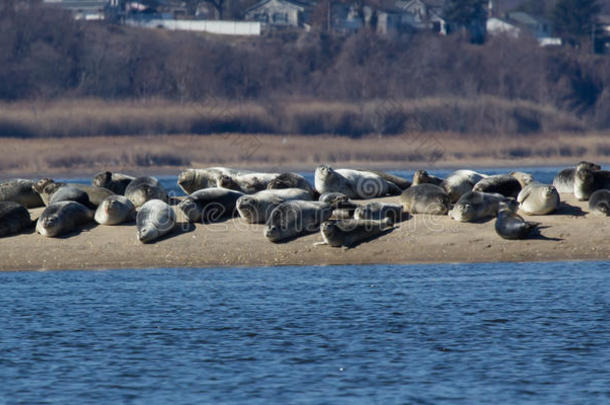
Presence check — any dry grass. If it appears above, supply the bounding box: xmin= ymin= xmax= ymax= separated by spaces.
xmin=2 ymin=132 xmax=610 ymax=177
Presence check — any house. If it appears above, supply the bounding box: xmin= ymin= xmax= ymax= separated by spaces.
xmin=43 ymin=0 xmax=112 ymax=20
xmin=395 ymin=0 xmax=446 ymax=33
xmin=506 ymin=11 xmax=552 ymax=39
xmin=486 ymin=17 xmax=519 ymax=38
xmin=487 ymin=12 xmax=561 ymax=46
xmin=244 ymin=0 xmax=310 ymax=29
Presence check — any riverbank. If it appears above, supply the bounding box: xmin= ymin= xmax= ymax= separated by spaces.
xmin=1 ymin=194 xmax=608 ymax=271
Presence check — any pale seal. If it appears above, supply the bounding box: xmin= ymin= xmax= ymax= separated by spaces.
xmin=236 ymin=188 xmax=312 ymax=224
xmin=125 ymin=176 xmax=168 ymax=208
xmin=0 ymin=201 xmax=32 ymax=237
xmin=509 ymin=171 xmax=535 ymax=188
xmin=94 ymin=195 xmax=136 ymax=225
xmin=449 ymin=191 xmax=517 ymax=222
xmin=267 ymin=173 xmax=316 ymax=197
xmin=473 ymin=175 xmax=521 ymax=198
xmin=216 ymin=172 xmax=278 ymax=194
xmin=92 ymin=171 xmax=135 ymax=195
xmin=553 ymin=161 xmax=601 ymax=193
xmin=441 ymin=170 xmax=487 ymax=203
xmin=314 ymin=165 xmax=401 ymax=199
xmin=177 ymin=167 xmax=252 ymax=194
xmin=517 ymin=183 xmax=560 ymax=215
xmin=494 ymin=202 xmax=540 ymax=240
xmin=353 ymin=202 xmax=404 ymax=224
xmin=178 ymin=187 xmax=244 ymax=223
xmin=588 ymin=189 xmax=610 ymax=216
xmin=36 ymin=201 xmax=93 ymax=238
xmin=0 ymin=179 xmax=44 ymax=208
xmin=574 ymin=165 xmax=610 ymax=201
xmin=264 ymin=200 xmax=333 ymax=243
xmin=399 ymin=184 xmax=450 ymax=215
xmin=136 ymin=199 xmax=176 ymax=243
xmin=412 ymin=170 xmax=443 ymax=186
xmin=318 ymin=218 xmax=394 ymax=248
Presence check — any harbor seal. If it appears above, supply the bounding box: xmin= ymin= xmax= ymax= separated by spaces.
xmin=125 ymin=176 xmax=168 ymax=208
xmin=494 ymin=202 xmax=540 ymax=240
xmin=574 ymin=165 xmax=610 ymax=201
xmin=36 ymin=201 xmax=93 ymax=238
xmin=177 ymin=167 xmax=252 ymax=194
xmin=264 ymin=200 xmax=333 ymax=243
xmin=473 ymin=175 xmax=521 ymax=198
xmin=319 ymin=192 xmax=359 ymax=219
xmin=94 ymin=195 xmax=136 ymax=225
xmin=358 ymin=170 xmax=411 ymax=190
xmin=236 ymin=188 xmax=312 ymax=224
xmin=49 ymin=185 xmax=94 ymax=208
xmin=0 ymin=179 xmax=44 ymax=208
xmin=588 ymin=189 xmax=610 ymax=216
xmin=412 ymin=170 xmax=443 ymax=186
xmin=318 ymin=218 xmax=394 ymax=248
xmin=92 ymin=171 xmax=134 ymax=195
xmin=215 ymin=172 xmax=279 ymax=194
xmin=178 ymin=187 xmax=244 ymax=223
xmin=353 ymin=202 xmax=404 ymax=224
xmin=314 ymin=165 xmax=401 ymax=199
xmin=0 ymin=201 xmax=32 ymax=237
xmin=517 ymin=183 xmax=560 ymax=215
xmin=399 ymin=184 xmax=450 ymax=215
xmin=34 ymin=179 xmax=113 ymax=207
xmin=509 ymin=171 xmax=535 ymax=188
xmin=449 ymin=191 xmax=517 ymax=222
xmin=136 ymin=199 xmax=176 ymax=243
xmin=267 ymin=173 xmax=316 ymax=197
xmin=553 ymin=161 xmax=601 ymax=193
xmin=441 ymin=170 xmax=487 ymax=203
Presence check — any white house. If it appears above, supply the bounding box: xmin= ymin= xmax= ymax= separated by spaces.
xmin=244 ymin=0 xmax=309 ymax=29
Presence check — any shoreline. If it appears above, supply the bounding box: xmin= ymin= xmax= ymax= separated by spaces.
xmin=2 ymin=194 xmax=609 ymax=272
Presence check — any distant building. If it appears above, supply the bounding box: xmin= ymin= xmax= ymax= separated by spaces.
xmin=395 ymin=0 xmax=446 ymax=33
xmin=43 ymin=0 xmax=112 ymax=20
xmin=487 ymin=12 xmax=561 ymax=46
xmin=244 ymin=0 xmax=310 ymax=29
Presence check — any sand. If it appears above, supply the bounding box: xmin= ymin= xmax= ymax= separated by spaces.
xmin=1 ymin=193 xmax=608 ymax=271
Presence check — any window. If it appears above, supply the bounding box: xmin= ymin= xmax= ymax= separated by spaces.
xmin=272 ymin=12 xmax=288 ymax=24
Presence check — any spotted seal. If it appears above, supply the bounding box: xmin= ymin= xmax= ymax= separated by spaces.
xmin=215 ymin=172 xmax=279 ymax=194
xmin=94 ymin=195 xmax=136 ymax=225
xmin=441 ymin=170 xmax=487 ymax=203
xmin=178 ymin=187 xmax=244 ymax=223
xmin=412 ymin=170 xmax=443 ymax=186
xmin=177 ymin=167 xmax=252 ymax=194
xmin=136 ymin=199 xmax=176 ymax=243
xmin=473 ymin=175 xmax=521 ymax=198
xmin=317 ymin=218 xmax=394 ymax=248
xmin=92 ymin=171 xmax=134 ymax=195
xmin=267 ymin=173 xmax=316 ymax=197
xmin=0 ymin=179 xmax=44 ymax=208
xmin=509 ymin=171 xmax=535 ymax=188
xmin=125 ymin=176 xmax=168 ymax=208
xmin=236 ymin=188 xmax=312 ymax=224
xmin=588 ymin=189 xmax=610 ymax=216
xmin=0 ymin=201 xmax=32 ymax=237
xmin=553 ymin=161 xmax=601 ymax=193
xmin=494 ymin=202 xmax=540 ymax=240
xmin=399 ymin=184 xmax=450 ymax=215
xmin=517 ymin=183 xmax=560 ymax=215
xmin=36 ymin=201 xmax=93 ymax=238
xmin=264 ymin=200 xmax=333 ymax=243
xmin=314 ymin=165 xmax=402 ymax=199
xmin=319 ymin=192 xmax=359 ymax=219
xmin=574 ymin=165 xmax=610 ymax=201
xmin=449 ymin=191 xmax=517 ymax=222
xmin=49 ymin=185 xmax=93 ymax=208
xmin=353 ymin=202 xmax=404 ymax=223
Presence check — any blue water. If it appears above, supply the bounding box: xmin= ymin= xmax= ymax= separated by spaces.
xmin=1 ymin=262 xmax=608 ymax=404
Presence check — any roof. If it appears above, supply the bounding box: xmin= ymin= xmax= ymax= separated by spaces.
xmin=244 ymin=0 xmax=309 ymax=14
xmin=507 ymin=11 xmax=540 ymax=26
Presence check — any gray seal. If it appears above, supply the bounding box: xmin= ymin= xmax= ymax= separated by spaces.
xmin=136 ymin=199 xmax=176 ymax=243
xmin=94 ymin=195 xmax=136 ymax=225
xmin=441 ymin=170 xmax=487 ymax=203
xmin=264 ymin=200 xmax=333 ymax=243
xmin=353 ymin=202 xmax=404 ymax=224
xmin=178 ymin=187 xmax=244 ymax=223
xmin=318 ymin=218 xmax=394 ymax=248
xmin=177 ymin=167 xmax=252 ymax=194
xmin=236 ymin=188 xmax=312 ymax=224
xmin=449 ymin=191 xmax=517 ymax=222
xmin=399 ymin=184 xmax=450 ymax=215
xmin=588 ymin=189 xmax=610 ymax=216
xmin=314 ymin=165 xmax=401 ymax=199
xmin=0 ymin=201 xmax=32 ymax=237
xmin=517 ymin=183 xmax=560 ymax=215
xmin=412 ymin=170 xmax=443 ymax=186
xmin=574 ymin=165 xmax=610 ymax=201
xmin=49 ymin=185 xmax=93 ymax=208
xmin=92 ymin=171 xmax=134 ymax=195
xmin=125 ymin=176 xmax=168 ymax=208
xmin=36 ymin=201 xmax=93 ymax=238
xmin=495 ymin=202 xmax=540 ymax=240
xmin=553 ymin=161 xmax=601 ymax=193
xmin=473 ymin=175 xmax=521 ymax=198
xmin=267 ymin=173 xmax=316 ymax=197
xmin=0 ymin=179 xmax=44 ymax=208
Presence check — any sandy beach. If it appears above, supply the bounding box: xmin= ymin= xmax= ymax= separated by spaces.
xmin=1 ymin=193 xmax=608 ymax=271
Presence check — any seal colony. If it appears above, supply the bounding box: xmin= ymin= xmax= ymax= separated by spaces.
xmin=0 ymin=162 xmax=608 ymax=255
